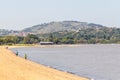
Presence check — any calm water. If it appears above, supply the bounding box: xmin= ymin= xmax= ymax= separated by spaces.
xmin=11 ymin=44 xmax=120 ymax=80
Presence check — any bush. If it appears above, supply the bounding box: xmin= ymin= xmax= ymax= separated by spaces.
xmin=24 ymin=54 xmax=27 ymax=60
xmin=7 ymin=43 xmax=13 ymax=45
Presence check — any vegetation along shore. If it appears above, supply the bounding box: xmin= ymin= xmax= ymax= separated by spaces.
xmin=1 ymin=21 xmax=120 ymax=45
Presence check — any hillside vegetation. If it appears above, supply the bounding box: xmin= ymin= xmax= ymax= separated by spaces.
xmin=1 ymin=21 xmax=120 ymax=44
xmin=38 ymin=27 xmax=120 ymax=44
xmin=22 ymin=21 xmax=105 ymax=33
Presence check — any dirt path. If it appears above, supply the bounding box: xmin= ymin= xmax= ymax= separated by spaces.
xmin=0 ymin=46 xmax=89 ymax=80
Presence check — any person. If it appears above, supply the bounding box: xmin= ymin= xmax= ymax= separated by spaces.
xmin=16 ymin=51 xmax=18 ymax=56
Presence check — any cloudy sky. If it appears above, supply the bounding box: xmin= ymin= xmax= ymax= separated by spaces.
xmin=0 ymin=0 xmax=120 ymax=30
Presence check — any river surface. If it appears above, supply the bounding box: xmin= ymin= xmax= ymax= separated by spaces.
xmin=11 ymin=44 xmax=120 ymax=80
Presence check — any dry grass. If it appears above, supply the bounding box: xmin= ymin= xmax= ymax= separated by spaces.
xmin=0 ymin=46 xmax=89 ymax=80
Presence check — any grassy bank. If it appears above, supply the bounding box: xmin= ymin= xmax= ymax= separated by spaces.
xmin=0 ymin=46 xmax=89 ymax=80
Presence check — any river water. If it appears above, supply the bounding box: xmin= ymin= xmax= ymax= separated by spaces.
xmin=10 ymin=44 xmax=120 ymax=80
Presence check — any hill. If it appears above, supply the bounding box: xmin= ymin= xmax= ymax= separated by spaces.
xmin=0 ymin=29 xmax=20 ymax=36
xmin=22 ymin=21 xmax=106 ymax=33
xmin=1 ymin=21 xmax=120 ymax=44
xmin=0 ymin=29 xmax=12 ymax=36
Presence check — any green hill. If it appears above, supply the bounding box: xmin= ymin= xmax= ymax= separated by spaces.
xmin=22 ymin=21 xmax=105 ymax=33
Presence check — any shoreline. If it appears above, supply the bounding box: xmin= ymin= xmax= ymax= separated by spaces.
xmin=6 ymin=43 xmax=120 ymax=48
xmin=7 ymin=44 xmax=120 ymax=50
xmin=0 ymin=46 xmax=89 ymax=80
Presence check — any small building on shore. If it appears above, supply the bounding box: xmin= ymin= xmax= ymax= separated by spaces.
xmin=40 ymin=42 xmax=54 ymax=45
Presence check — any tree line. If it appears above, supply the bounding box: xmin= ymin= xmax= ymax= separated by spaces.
xmin=1 ymin=27 xmax=120 ymax=45
xmin=39 ymin=27 xmax=120 ymax=44
xmin=0 ymin=34 xmax=40 ymax=45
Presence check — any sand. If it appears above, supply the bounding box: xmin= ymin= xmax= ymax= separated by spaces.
xmin=0 ymin=46 xmax=89 ymax=80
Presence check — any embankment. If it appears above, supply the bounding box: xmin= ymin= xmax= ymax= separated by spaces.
xmin=0 ymin=46 xmax=89 ymax=80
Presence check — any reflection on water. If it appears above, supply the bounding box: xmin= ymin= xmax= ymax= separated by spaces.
xmin=11 ymin=44 xmax=120 ymax=80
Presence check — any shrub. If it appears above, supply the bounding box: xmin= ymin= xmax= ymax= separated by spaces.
xmin=24 ymin=54 xmax=27 ymax=60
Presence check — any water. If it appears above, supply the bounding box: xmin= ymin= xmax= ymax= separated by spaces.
xmin=10 ymin=44 xmax=120 ymax=80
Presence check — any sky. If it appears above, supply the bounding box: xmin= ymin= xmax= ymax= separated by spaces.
xmin=0 ymin=0 xmax=120 ymax=30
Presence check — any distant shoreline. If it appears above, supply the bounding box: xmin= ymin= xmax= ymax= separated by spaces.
xmin=7 ymin=43 xmax=120 ymax=49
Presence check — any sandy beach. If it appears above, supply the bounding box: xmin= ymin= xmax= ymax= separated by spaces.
xmin=0 ymin=46 xmax=89 ymax=80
